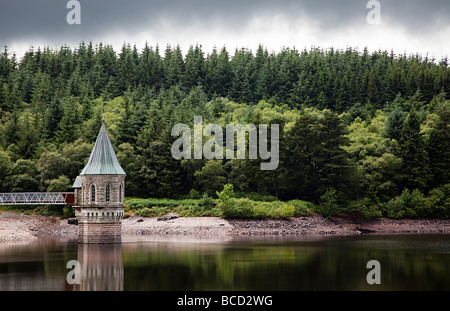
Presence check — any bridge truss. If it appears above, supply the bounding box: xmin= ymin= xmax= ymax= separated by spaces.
xmin=0 ymin=193 xmax=74 ymax=205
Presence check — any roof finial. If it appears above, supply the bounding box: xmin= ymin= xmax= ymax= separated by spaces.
xmin=102 ymin=102 xmax=105 ymax=121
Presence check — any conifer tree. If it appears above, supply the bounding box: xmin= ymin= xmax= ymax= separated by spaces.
xmin=184 ymin=45 xmax=205 ymax=91
xmin=426 ymin=103 xmax=450 ymax=190
xmin=400 ymin=109 xmax=431 ymax=191
xmin=164 ymin=45 xmax=184 ymax=88
xmin=426 ymin=127 xmax=450 ymax=190
xmin=383 ymin=107 xmax=407 ymax=143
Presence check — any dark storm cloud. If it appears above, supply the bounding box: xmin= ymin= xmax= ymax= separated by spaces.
xmin=383 ymin=0 xmax=450 ymax=32
xmin=0 ymin=0 xmax=449 ymax=55
xmin=0 ymin=0 xmax=365 ymax=40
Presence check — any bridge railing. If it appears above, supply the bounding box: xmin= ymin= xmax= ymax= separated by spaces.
xmin=0 ymin=193 xmax=74 ymax=205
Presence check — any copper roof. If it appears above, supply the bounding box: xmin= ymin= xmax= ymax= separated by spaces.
xmin=72 ymin=175 xmax=82 ymax=188
xmin=79 ymin=118 xmax=126 ymax=176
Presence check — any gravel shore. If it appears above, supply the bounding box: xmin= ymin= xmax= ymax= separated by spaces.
xmin=1 ymin=211 xmax=449 ymax=243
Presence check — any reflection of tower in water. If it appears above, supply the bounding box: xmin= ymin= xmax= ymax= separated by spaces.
xmin=75 ymin=243 xmax=124 ymax=291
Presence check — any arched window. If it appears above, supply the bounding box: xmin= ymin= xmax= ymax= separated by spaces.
xmin=106 ymin=184 xmax=111 ymax=202
xmin=91 ymin=184 xmax=96 ymax=203
xmin=119 ymin=184 xmax=122 ymax=202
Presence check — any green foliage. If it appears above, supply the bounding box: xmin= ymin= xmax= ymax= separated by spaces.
xmin=135 ymin=206 xmax=172 ymax=218
xmin=425 ymin=102 xmax=450 ymax=190
xmin=382 ymin=185 xmax=450 ymax=219
xmin=345 ymin=198 xmax=383 ymax=220
xmin=0 ymin=150 xmax=12 ymax=191
xmin=383 ymin=107 xmax=407 ymax=142
xmin=216 ymin=184 xmax=235 ymax=203
xmin=383 ymin=189 xmax=426 ymax=219
xmin=423 ymin=184 xmax=450 ymax=218
xmin=282 ymin=109 xmax=358 ymax=202
xmin=400 ymin=109 xmax=431 ymax=191
xmin=194 ymin=160 xmax=227 ymax=197
xmin=125 ymin=197 xmax=220 ymax=218
xmin=189 ymin=189 xmax=201 ymax=199
xmin=252 ymin=201 xmax=295 ymax=219
xmin=198 ymin=194 xmax=216 ymax=211
xmin=235 ymin=192 xmax=278 ymax=202
xmin=359 ymin=153 xmax=403 ymax=202
xmin=219 ymin=198 xmax=254 ymax=219
xmin=126 ymin=197 xmax=197 ymax=210
xmin=287 ymin=200 xmax=315 ymax=217
xmin=218 ymin=198 xmax=295 ymax=219
xmin=62 ymin=205 xmax=75 ymax=218
xmin=216 ymin=185 xmax=295 ymax=219
xmin=317 ymin=188 xmax=340 ymax=219
xmin=46 ymin=175 xmax=71 ymax=192
xmin=1 ymin=42 xmax=449 ymax=219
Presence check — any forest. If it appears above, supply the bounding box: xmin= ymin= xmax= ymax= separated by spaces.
xmin=0 ymin=42 xmax=449 ymax=219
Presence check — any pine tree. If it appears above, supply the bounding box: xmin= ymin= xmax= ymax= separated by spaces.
xmin=204 ymin=47 xmax=219 ymax=97
xmin=0 ymin=150 xmax=12 ymax=191
xmin=3 ymin=110 xmax=20 ymax=148
xmin=316 ymin=110 xmax=358 ymax=198
xmin=164 ymin=45 xmax=184 ymax=88
xmin=426 ymin=127 xmax=450 ymax=189
xmin=138 ymin=43 xmax=164 ymax=90
xmin=426 ymin=103 xmax=450 ymax=189
xmin=0 ymin=47 xmax=14 ymax=82
xmin=383 ymin=107 xmax=407 ymax=143
xmin=43 ymin=96 xmax=63 ymax=140
xmin=17 ymin=113 xmax=38 ymax=158
xmin=5 ymin=79 xmax=22 ymax=111
xmin=229 ymin=48 xmax=254 ymax=103
xmin=136 ymin=103 xmax=184 ymax=198
xmin=204 ymin=46 xmax=232 ymax=98
xmin=55 ymin=97 xmax=79 ymax=145
xmin=0 ymin=80 xmax=6 ymax=110
xmin=116 ymin=91 xmax=134 ymax=145
xmin=400 ymin=109 xmax=431 ymax=191
xmin=184 ymin=45 xmax=205 ymax=91
xmin=282 ymin=109 xmax=357 ymax=202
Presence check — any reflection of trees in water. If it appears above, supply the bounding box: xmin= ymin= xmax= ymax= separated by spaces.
xmin=0 ymin=237 xmax=449 ymax=290
xmin=121 ymin=243 xmax=336 ymax=290
xmin=121 ymin=241 xmax=450 ymax=291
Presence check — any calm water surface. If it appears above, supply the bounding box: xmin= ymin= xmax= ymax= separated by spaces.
xmin=0 ymin=234 xmax=449 ymax=291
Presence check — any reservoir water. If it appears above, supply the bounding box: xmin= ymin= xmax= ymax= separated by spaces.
xmin=0 ymin=234 xmax=449 ymax=291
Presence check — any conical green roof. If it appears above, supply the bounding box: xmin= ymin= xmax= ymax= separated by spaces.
xmin=80 ymin=118 xmax=126 ymax=175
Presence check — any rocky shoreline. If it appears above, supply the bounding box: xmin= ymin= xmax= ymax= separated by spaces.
xmin=1 ymin=211 xmax=449 ymax=243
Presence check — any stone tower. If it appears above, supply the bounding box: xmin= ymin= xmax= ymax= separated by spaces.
xmin=72 ymin=116 xmax=126 ymax=244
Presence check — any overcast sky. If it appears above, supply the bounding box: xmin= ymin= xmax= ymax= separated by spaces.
xmin=1 ymin=0 xmax=449 ymax=60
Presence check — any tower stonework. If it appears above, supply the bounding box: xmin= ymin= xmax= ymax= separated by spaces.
xmin=73 ymin=117 xmax=126 ymax=244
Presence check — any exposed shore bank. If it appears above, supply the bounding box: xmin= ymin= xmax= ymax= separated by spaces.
xmin=1 ymin=211 xmax=449 ymax=243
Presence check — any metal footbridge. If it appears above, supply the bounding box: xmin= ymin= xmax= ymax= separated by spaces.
xmin=0 ymin=193 xmax=74 ymax=205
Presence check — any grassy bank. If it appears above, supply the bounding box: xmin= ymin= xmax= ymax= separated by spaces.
xmin=0 ymin=196 xmax=314 ymax=220
xmin=125 ymin=196 xmax=315 ymax=220
xmin=0 ymin=204 xmax=74 ymax=218
xmin=2 ymin=182 xmax=448 ymax=220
